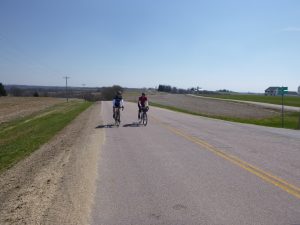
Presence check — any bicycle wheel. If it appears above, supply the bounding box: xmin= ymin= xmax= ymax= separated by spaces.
xmin=142 ymin=112 xmax=148 ymax=126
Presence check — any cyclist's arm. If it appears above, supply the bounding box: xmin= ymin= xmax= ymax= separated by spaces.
xmin=120 ymin=99 xmax=124 ymax=107
xmin=112 ymin=99 xmax=115 ymax=107
xmin=137 ymin=98 xmax=141 ymax=107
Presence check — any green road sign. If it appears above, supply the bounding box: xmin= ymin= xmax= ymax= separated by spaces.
xmin=280 ymin=87 xmax=288 ymax=91
xmin=278 ymin=87 xmax=288 ymax=95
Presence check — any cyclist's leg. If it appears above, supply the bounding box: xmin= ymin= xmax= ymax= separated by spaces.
xmin=115 ymin=108 xmax=120 ymax=125
xmin=143 ymin=110 xmax=147 ymax=125
xmin=144 ymin=111 xmax=148 ymax=125
xmin=138 ymin=106 xmax=141 ymax=119
xmin=118 ymin=108 xmax=121 ymax=122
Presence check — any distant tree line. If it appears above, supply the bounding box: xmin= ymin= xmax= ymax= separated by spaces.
xmin=157 ymin=84 xmax=219 ymax=95
xmin=217 ymin=89 xmax=232 ymax=93
xmin=157 ymin=84 xmax=188 ymax=94
xmin=100 ymin=85 xmax=123 ymax=100
xmin=2 ymin=85 xmax=103 ymax=101
xmin=6 ymin=86 xmax=46 ymax=97
xmin=1 ymin=83 xmax=125 ymax=101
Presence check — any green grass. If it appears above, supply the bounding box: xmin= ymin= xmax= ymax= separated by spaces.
xmin=0 ymin=100 xmax=92 ymax=173
xmin=202 ymin=94 xmax=300 ymax=107
xmin=151 ymin=102 xmax=300 ymax=130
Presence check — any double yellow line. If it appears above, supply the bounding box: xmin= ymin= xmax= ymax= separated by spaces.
xmin=152 ymin=116 xmax=300 ymax=199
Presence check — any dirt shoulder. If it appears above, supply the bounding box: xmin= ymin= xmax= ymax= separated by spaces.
xmin=0 ymin=102 xmax=103 ymax=225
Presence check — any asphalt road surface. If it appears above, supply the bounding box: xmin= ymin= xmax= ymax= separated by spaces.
xmin=91 ymin=101 xmax=300 ymax=225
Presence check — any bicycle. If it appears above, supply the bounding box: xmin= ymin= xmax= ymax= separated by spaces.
xmin=114 ymin=107 xmax=123 ymax=127
xmin=139 ymin=107 xmax=148 ymax=126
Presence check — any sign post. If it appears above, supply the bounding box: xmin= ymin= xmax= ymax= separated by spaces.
xmin=278 ymin=87 xmax=288 ymax=128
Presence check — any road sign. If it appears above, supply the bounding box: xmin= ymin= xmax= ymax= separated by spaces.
xmin=278 ymin=87 xmax=288 ymax=95
xmin=278 ymin=87 xmax=288 ymax=127
xmin=280 ymin=87 xmax=288 ymax=91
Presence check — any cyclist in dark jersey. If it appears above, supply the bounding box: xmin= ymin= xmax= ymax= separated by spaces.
xmin=113 ymin=91 xmax=124 ymax=119
xmin=138 ymin=92 xmax=148 ymax=119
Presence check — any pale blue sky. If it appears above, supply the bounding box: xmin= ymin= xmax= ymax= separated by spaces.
xmin=0 ymin=0 xmax=299 ymax=92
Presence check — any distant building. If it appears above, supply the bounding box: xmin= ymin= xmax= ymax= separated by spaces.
xmin=298 ymin=86 xmax=300 ymax=95
xmin=265 ymin=87 xmax=280 ymax=96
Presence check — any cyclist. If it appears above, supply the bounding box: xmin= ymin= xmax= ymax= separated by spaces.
xmin=113 ymin=91 xmax=124 ymax=119
xmin=138 ymin=92 xmax=149 ymax=119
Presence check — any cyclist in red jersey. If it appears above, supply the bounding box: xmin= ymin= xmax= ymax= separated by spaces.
xmin=138 ymin=92 xmax=149 ymax=119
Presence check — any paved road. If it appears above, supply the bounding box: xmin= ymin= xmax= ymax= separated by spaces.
xmin=91 ymin=101 xmax=300 ymax=225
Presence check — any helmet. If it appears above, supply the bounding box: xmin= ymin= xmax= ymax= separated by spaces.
xmin=117 ymin=90 xmax=122 ymax=95
xmin=142 ymin=92 xmax=145 ymax=96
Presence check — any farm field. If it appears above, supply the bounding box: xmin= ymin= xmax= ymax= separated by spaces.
xmin=202 ymin=94 xmax=300 ymax=107
xmin=150 ymin=93 xmax=279 ymax=119
xmin=0 ymin=97 xmax=66 ymax=124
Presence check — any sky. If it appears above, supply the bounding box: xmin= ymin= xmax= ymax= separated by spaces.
xmin=0 ymin=0 xmax=299 ymax=92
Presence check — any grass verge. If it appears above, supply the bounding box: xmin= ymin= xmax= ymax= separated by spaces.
xmin=0 ymin=100 xmax=92 ymax=173
xmin=151 ymin=102 xmax=300 ymax=130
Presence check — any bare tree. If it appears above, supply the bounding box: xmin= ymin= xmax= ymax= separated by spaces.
xmin=101 ymin=85 xmax=123 ymax=100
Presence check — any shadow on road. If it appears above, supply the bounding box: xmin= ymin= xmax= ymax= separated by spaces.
xmin=95 ymin=122 xmax=142 ymax=128
xmin=123 ymin=122 xmax=141 ymax=127
xmin=95 ymin=124 xmax=115 ymax=129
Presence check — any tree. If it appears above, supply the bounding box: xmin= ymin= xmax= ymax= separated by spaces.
xmin=10 ymin=86 xmax=23 ymax=96
xmin=0 ymin=83 xmax=7 ymax=96
xmin=101 ymin=85 xmax=123 ymax=100
xmin=33 ymin=91 xmax=39 ymax=97
xmin=158 ymin=84 xmax=172 ymax=93
xmin=171 ymin=87 xmax=178 ymax=93
xmin=158 ymin=84 xmax=164 ymax=92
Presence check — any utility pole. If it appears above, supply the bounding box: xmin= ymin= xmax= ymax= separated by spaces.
xmin=281 ymin=90 xmax=284 ymax=128
xmin=63 ymin=76 xmax=70 ymax=102
xmin=82 ymin=84 xmax=86 ymax=101
xmin=279 ymin=86 xmax=288 ymax=128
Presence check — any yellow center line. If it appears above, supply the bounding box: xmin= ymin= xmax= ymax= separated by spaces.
xmin=151 ymin=116 xmax=300 ymax=199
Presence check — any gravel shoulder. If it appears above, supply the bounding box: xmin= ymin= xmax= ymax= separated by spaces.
xmin=0 ymin=102 xmax=103 ymax=225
